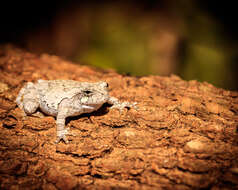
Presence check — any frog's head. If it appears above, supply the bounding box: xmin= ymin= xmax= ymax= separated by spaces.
xmin=74 ymin=81 xmax=110 ymax=109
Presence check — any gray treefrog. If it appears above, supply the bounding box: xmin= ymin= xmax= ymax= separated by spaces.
xmin=16 ymin=79 xmax=137 ymax=143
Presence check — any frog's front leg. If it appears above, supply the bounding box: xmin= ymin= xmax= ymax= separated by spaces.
xmin=108 ymin=97 xmax=137 ymax=112
xmin=55 ymin=98 xmax=70 ymax=144
xmin=56 ymin=114 xmax=68 ymax=144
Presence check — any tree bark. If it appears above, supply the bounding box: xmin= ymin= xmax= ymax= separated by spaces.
xmin=0 ymin=45 xmax=238 ymax=189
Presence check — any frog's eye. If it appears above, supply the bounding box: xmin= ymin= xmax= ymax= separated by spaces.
xmin=99 ymin=82 xmax=109 ymax=88
xmin=83 ymin=90 xmax=92 ymax=95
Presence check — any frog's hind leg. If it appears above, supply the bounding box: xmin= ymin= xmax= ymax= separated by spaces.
xmin=16 ymin=82 xmax=40 ymax=115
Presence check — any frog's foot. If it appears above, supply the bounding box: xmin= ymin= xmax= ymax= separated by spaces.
xmin=55 ymin=135 xmax=69 ymax=144
xmin=55 ymin=128 xmax=69 ymax=144
xmin=55 ymin=128 xmax=77 ymax=144
xmin=31 ymin=111 xmax=45 ymax=118
xmin=110 ymin=102 xmax=138 ymax=113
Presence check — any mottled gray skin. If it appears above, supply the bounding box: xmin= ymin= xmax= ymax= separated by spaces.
xmin=16 ymin=79 xmax=136 ymax=143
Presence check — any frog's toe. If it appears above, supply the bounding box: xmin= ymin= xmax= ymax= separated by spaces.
xmin=55 ymin=135 xmax=69 ymax=144
xmin=131 ymin=102 xmax=138 ymax=110
xmin=62 ymin=136 xmax=69 ymax=144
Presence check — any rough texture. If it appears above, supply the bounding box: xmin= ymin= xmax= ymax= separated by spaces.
xmin=0 ymin=45 xmax=238 ymax=189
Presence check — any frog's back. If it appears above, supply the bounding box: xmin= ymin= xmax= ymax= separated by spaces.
xmin=35 ymin=80 xmax=84 ymax=115
xmin=36 ymin=80 xmax=83 ymax=96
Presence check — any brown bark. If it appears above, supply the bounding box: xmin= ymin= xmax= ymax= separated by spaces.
xmin=0 ymin=45 xmax=238 ymax=189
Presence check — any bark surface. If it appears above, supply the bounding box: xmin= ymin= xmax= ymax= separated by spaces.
xmin=0 ymin=45 xmax=238 ymax=190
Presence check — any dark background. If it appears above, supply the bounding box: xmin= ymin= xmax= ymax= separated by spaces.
xmin=1 ymin=0 xmax=237 ymax=90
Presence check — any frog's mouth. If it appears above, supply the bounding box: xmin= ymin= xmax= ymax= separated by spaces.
xmin=82 ymin=105 xmax=94 ymax=109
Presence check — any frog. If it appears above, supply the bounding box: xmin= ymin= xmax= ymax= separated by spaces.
xmin=16 ymin=79 xmax=137 ymax=143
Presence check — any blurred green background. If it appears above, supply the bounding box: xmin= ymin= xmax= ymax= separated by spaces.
xmin=1 ymin=0 xmax=238 ymax=90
